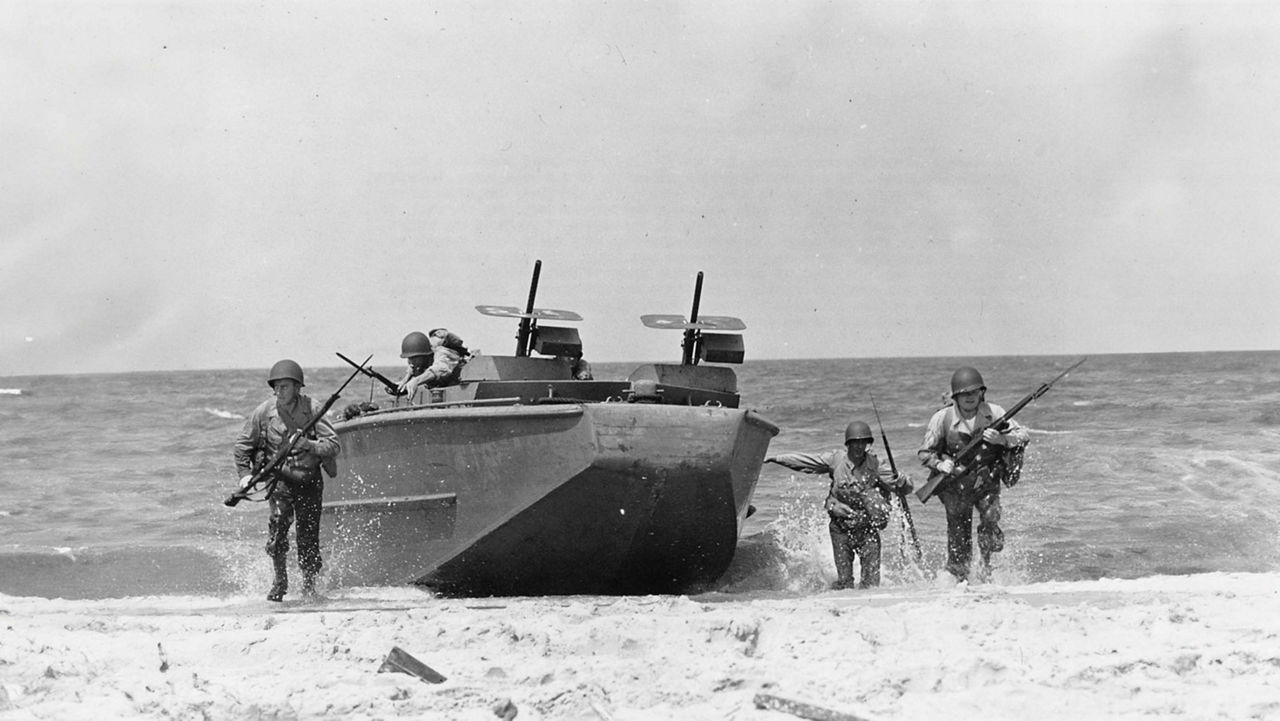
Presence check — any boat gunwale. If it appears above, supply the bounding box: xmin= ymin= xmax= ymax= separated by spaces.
xmin=335 ymin=401 xmax=585 ymax=431
xmin=743 ymin=409 xmax=781 ymax=436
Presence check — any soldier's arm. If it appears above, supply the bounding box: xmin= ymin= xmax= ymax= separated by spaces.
xmin=766 ymin=451 xmax=834 ymax=475
xmin=989 ymin=403 xmax=1030 ymax=448
xmin=233 ymin=405 xmax=265 ymax=476
xmin=917 ymin=410 xmax=951 ymax=472
xmin=306 ymin=400 xmax=340 ymax=458
xmin=876 ymin=455 xmax=912 ymax=492
xmin=421 ymin=348 xmax=462 ymax=388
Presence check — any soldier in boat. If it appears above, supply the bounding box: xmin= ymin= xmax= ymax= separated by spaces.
xmin=390 ymin=331 xmax=434 ymax=401
xmin=397 ymin=328 xmax=469 ymax=398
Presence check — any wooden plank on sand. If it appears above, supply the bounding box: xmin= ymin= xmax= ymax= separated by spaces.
xmin=753 ymin=693 xmax=873 ymax=721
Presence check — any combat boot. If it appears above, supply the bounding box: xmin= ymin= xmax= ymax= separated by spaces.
xmin=267 ymin=556 xmax=288 ymax=602
xmin=973 ymin=546 xmax=998 ymax=584
xmin=300 ymin=572 xmax=318 ymax=598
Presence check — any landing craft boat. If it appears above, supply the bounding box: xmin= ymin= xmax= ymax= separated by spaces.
xmin=321 ymin=262 xmax=779 ymax=596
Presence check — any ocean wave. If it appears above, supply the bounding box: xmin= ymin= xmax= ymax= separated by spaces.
xmin=1255 ymin=407 xmax=1280 ymax=426
xmin=0 ymin=544 xmax=85 ymax=564
xmin=0 ymin=388 xmax=22 ymax=395
xmin=203 ymin=407 xmax=243 ymax=420
xmin=0 ymin=544 xmax=233 ymax=600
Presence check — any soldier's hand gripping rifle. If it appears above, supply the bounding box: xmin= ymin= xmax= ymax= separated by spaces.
xmin=915 ymin=357 xmax=1087 ymax=504
xmin=223 ymin=355 xmax=372 ymax=508
xmin=872 ymin=397 xmax=924 ymax=567
xmin=336 ymin=351 xmax=405 ymax=396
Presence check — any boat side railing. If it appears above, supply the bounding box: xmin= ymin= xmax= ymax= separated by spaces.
xmin=348 ymin=397 xmax=526 ymax=420
xmin=412 ymin=397 xmax=525 ymax=409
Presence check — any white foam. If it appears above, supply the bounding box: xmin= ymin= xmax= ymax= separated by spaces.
xmin=1024 ymin=427 xmax=1077 ymax=435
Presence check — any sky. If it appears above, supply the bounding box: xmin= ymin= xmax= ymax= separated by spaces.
xmin=3 ymin=0 xmax=1279 ymax=377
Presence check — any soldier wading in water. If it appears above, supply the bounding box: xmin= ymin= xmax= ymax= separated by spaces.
xmin=918 ymin=366 xmax=1029 ymax=583
xmin=767 ymin=420 xmax=912 ymax=589
xmin=234 ymin=360 xmax=340 ymax=601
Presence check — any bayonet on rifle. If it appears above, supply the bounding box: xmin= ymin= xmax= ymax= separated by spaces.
xmin=337 ymin=351 xmax=404 ymax=396
xmin=224 ymin=355 xmax=371 ymax=507
xmin=872 ymin=396 xmax=924 ymax=567
xmin=915 ymin=358 xmax=1087 ymax=504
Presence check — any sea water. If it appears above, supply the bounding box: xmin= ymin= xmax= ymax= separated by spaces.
xmin=1 ymin=352 xmax=1277 ymax=599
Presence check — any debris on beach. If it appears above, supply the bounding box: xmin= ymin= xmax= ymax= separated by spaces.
xmin=754 ymin=692 xmax=875 ymax=721
xmin=491 ymin=697 xmax=518 ymax=719
xmin=377 ymin=645 xmax=446 ymax=684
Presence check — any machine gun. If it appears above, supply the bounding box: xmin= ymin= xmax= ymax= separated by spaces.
xmin=337 ymin=351 xmax=405 ymax=396
xmin=223 ymin=355 xmax=371 ymax=507
xmin=916 ymin=358 xmax=1087 ymax=504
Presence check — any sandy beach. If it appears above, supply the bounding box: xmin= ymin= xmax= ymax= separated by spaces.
xmin=3 ymin=572 xmax=1279 ymax=720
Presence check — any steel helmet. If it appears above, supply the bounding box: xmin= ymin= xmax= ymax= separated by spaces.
xmin=844 ymin=420 xmax=874 ymax=443
xmin=950 ymin=366 xmax=986 ymax=397
xmin=267 ymin=359 xmax=305 ymax=387
xmin=400 ymin=331 xmax=432 ymax=358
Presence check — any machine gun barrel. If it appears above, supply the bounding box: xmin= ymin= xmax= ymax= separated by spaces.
xmin=337 ymin=351 xmax=403 ymax=395
xmin=515 ymin=260 xmax=542 ymax=357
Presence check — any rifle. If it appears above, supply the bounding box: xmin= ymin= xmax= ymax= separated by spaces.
xmin=871 ymin=396 xmax=924 ymax=567
xmin=337 ymin=351 xmax=404 ymax=396
xmin=916 ymin=357 xmax=1087 ymax=504
xmin=224 ymin=355 xmax=371 ymax=507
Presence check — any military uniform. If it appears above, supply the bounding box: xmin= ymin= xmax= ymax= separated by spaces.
xmin=570 ymin=356 xmax=593 ymax=380
xmin=770 ymin=448 xmax=902 ymax=588
xmin=918 ymin=401 xmax=1028 ymax=581
xmin=417 ymin=344 xmax=465 ymax=387
xmin=234 ymin=392 xmax=339 ymax=596
xmin=402 ymin=329 xmax=469 ymax=399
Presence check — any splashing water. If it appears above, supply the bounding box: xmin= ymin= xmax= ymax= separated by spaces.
xmin=723 ymin=470 xmax=1050 ymax=593
xmin=721 ymin=475 xmax=963 ymax=593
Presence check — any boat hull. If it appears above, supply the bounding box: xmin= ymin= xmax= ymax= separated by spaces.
xmin=321 ymin=401 xmax=777 ymax=595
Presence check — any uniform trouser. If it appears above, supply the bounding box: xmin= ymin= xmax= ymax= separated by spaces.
xmin=828 ymin=518 xmax=882 ymax=588
xmin=937 ymin=471 xmax=1003 ymax=581
xmin=266 ymin=473 xmax=324 ymax=577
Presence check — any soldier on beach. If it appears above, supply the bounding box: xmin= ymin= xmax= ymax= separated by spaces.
xmin=233 ymin=360 xmax=340 ymax=602
xmin=766 ymin=421 xmax=912 ymax=589
xmin=918 ymin=366 xmax=1029 ymax=583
